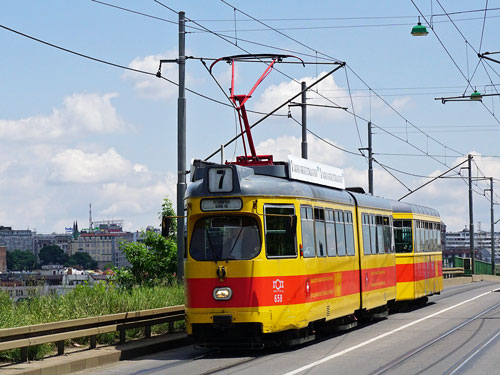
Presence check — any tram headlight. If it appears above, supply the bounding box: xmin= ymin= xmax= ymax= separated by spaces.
xmin=213 ymin=287 xmax=232 ymax=301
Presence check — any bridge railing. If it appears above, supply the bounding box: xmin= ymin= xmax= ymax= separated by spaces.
xmin=452 ymin=256 xmax=498 ymax=276
xmin=442 ymin=267 xmax=465 ymax=278
xmin=0 ymin=305 xmax=185 ymax=362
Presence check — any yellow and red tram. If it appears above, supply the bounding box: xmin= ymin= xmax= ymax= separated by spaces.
xmin=392 ymin=201 xmax=443 ymax=303
xmin=183 ymin=159 xmax=443 ymax=348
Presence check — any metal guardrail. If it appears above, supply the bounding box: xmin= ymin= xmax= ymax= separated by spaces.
xmin=443 ymin=267 xmax=465 ymax=278
xmin=0 ymin=305 xmax=185 ymax=362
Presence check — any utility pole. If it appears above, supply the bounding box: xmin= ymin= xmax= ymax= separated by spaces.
xmin=301 ymin=81 xmax=307 ymax=159
xmin=490 ymin=178 xmax=496 ymax=275
xmin=177 ymin=11 xmax=186 ymax=281
xmin=368 ymin=121 xmax=373 ymax=195
xmin=468 ymin=154 xmax=475 ymax=274
xmin=359 ymin=122 xmax=374 ymax=194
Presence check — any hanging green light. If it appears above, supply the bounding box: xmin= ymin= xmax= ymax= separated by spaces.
xmin=470 ymin=90 xmax=483 ymax=101
xmin=411 ymin=17 xmax=429 ymax=36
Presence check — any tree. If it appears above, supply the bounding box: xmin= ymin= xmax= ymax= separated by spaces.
xmin=7 ymin=250 xmax=38 ymax=271
xmin=159 ymin=197 xmax=177 ymax=238
xmin=65 ymin=252 xmax=97 ymax=270
xmin=39 ymin=245 xmax=68 ymax=266
xmin=114 ymin=230 xmax=177 ymax=288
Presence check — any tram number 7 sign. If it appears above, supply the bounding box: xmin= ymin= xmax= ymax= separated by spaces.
xmin=208 ymin=167 xmax=233 ymax=193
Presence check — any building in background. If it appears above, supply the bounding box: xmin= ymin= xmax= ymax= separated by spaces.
xmin=69 ymin=220 xmax=135 ymax=269
xmin=33 ymin=233 xmax=72 ymax=259
xmin=444 ymin=225 xmax=500 ymax=265
xmin=0 ymin=226 xmax=34 ymax=253
xmin=0 ymin=246 xmax=6 ymax=273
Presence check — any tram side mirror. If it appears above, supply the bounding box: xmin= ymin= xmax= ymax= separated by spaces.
xmin=161 ymin=216 xmax=171 ymax=238
xmin=285 ymin=215 xmax=297 ymax=236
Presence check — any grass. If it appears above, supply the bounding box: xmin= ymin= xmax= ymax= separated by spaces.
xmin=0 ymin=282 xmax=185 ymax=362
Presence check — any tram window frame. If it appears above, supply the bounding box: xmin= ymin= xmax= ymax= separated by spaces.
xmin=424 ymin=221 xmax=431 ymax=252
xmin=394 ymin=219 xmax=413 ymax=253
xmin=264 ymin=204 xmax=297 ymax=258
xmin=362 ymin=213 xmax=372 ymax=255
xmin=300 ymin=205 xmax=316 ymax=258
xmin=382 ymin=216 xmax=392 ymax=253
xmin=325 ymin=209 xmax=337 ymax=257
xmin=335 ymin=210 xmax=346 ymax=256
xmin=345 ymin=211 xmax=355 ymax=256
xmin=190 ymin=215 xmax=261 ymax=261
xmin=432 ymin=222 xmax=438 ymax=251
xmin=314 ymin=207 xmax=327 ymax=257
xmin=376 ymin=216 xmax=385 ymax=254
xmin=369 ymin=214 xmax=377 ymax=255
xmin=437 ymin=223 xmax=442 ymax=251
xmin=415 ymin=220 xmax=421 ymax=252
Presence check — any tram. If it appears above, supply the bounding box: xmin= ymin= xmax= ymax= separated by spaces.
xmin=392 ymin=201 xmax=443 ymax=303
xmin=181 ymin=53 xmax=442 ymax=348
xmin=183 ymin=157 xmax=442 ymax=348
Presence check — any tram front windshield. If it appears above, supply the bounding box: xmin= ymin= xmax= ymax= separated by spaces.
xmin=190 ymin=216 xmax=261 ymax=261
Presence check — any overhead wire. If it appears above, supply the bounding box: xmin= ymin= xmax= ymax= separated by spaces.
xmin=218 ymin=1 xmax=465 ymax=161
xmin=222 ymin=3 xmax=486 ymax=194
xmin=192 ymin=7 xmax=500 ymax=22
xmin=288 ymin=115 xmax=362 ymax=157
xmin=217 ymin=0 xmax=472 ymax=191
xmin=157 ymin=0 xmax=495 ymax=204
xmin=0 ymin=23 xmax=290 ymax=118
xmin=417 ymin=0 xmax=500 ymax=129
xmin=94 ymin=1 xmax=496 ymax=199
xmin=186 ymin=14 xmax=500 ymax=33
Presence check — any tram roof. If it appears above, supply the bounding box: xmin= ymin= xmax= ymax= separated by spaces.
xmin=187 ymin=162 xmax=392 ymax=211
xmin=390 ymin=200 xmax=440 ymax=218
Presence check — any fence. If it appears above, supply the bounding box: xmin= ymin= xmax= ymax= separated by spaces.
xmin=452 ymin=256 xmax=499 ymax=276
xmin=0 ymin=305 xmax=184 ymax=362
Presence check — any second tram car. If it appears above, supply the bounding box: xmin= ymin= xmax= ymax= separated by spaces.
xmin=183 ymin=158 xmax=443 ymax=348
xmin=392 ymin=201 xmax=443 ymax=303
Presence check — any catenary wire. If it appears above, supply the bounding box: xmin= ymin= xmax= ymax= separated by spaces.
xmin=0 ymin=23 xmax=292 ymax=118
xmin=219 ymin=1 xmax=465 ymax=162
xmin=156 ymin=1 xmax=491 ymax=195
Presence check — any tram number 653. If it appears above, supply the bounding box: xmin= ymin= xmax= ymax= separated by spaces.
xmin=274 ymin=294 xmax=283 ymax=303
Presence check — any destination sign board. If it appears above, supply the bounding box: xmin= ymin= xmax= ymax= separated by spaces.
xmin=288 ymin=155 xmax=345 ymax=189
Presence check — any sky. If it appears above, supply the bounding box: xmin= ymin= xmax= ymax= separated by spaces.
xmin=1 ymin=0 xmax=500 ymax=234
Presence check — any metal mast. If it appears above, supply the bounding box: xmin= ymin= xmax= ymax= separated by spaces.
xmin=177 ymin=11 xmax=186 ymax=280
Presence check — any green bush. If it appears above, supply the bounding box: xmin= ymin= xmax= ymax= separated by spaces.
xmin=0 ymin=282 xmax=185 ymax=362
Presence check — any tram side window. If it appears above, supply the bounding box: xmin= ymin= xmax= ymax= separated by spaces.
xmin=430 ymin=223 xmax=435 ymax=251
xmin=376 ymin=216 xmax=385 ymax=254
xmin=436 ymin=224 xmax=442 ymax=251
xmin=425 ymin=222 xmax=430 ymax=252
xmin=345 ymin=211 xmax=355 ymax=256
xmin=265 ymin=205 xmax=297 ymax=258
xmin=382 ymin=216 xmax=392 ymax=253
xmin=369 ymin=214 xmax=377 ymax=254
xmin=415 ymin=221 xmax=421 ymax=252
xmin=335 ymin=210 xmax=346 ymax=256
xmin=394 ymin=220 xmax=413 ymax=253
xmin=362 ymin=213 xmax=371 ymax=255
xmin=314 ymin=207 xmax=326 ymax=257
xmin=301 ymin=206 xmax=316 ymax=258
xmin=325 ymin=209 xmax=337 ymax=256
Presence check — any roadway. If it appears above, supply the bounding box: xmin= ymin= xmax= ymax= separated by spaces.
xmin=74 ymin=280 xmax=500 ymax=375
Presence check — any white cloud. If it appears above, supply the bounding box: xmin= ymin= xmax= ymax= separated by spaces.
xmin=49 ymin=148 xmax=139 ymax=184
xmin=0 ymin=93 xmax=126 ymax=141
xmin=255 ymin=135 xmax=347 ymax=166
xmin=254 ymin=72 xmax=352 ymax=122
xmin=123 ymin=50 xmax=195 ymax=100
xmin=390 ymin=97 xmax=413 ymax=112
xmin=99 ymin=174 xmax=176 ymax=218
